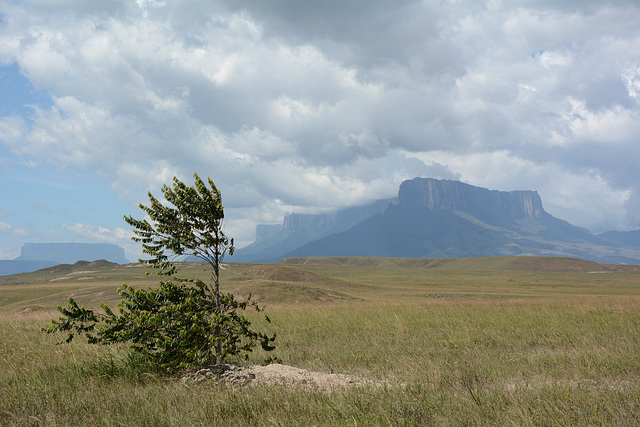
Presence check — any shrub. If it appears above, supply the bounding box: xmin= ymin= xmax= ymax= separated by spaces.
xmin=45 ymin=173 xmax=276 ymax=371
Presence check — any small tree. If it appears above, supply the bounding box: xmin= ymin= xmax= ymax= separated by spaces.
xmin=45 ymin=173 xmax=276 ymax=371
xmin=125 ymin=173 xmax=233 ymax=300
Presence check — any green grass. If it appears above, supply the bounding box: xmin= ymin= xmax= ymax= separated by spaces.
xmin=1 ymin=257 xmax=640 ymax=425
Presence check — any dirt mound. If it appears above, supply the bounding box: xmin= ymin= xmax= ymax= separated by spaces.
xmin=182 ymin=364 xmax=368 ymax=391
xmin=39 ymin=260 xmax=119 ymax=275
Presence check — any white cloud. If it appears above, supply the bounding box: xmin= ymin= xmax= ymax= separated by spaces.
xmin=0 ymin=220 xmax=28 ymax=237
xmin=62 ymin=222 xmax=132 ymax=243
xmin=13 ymin=228 xmax=28 ymax=237
xmin=0 ymin=221 xmax=11 ymax=234
xmin=0 ymin=0 xmax=640 ymax=247
xmin=623 ymin=67 xmax=640 ymax=99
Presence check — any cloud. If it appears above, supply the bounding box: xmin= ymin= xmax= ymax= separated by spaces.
xmin=0 ymin=0 xmax=639 ymax=246
xmin=0 ymin=221 xmax=11 ymax=234
xmin=0 ymin=220 xmax=28 ymax=237
xmin=62 ymin=222 xmax=132 ymax=243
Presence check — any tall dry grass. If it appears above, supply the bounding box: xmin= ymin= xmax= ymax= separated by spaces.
xmin=2 ymin=294 xmax=639 ymax=425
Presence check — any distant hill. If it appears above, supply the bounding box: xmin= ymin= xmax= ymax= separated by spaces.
xmin=236 ymin=177 xmax=640 ymax=264
xmin=598 ymin=230 xmax=640 ymax=247
xmin=36 ymin=259 xmax=121 ymax=275
xmin=0 ymin=243 xmax=129 ymax=276
xmin=279 ymin=256 xmax=640 ymax=272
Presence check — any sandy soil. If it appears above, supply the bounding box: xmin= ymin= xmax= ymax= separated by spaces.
xmin=182 ymin=363 xmax=370 ymax=391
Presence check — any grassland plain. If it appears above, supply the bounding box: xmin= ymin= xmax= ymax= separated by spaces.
xmin=1 ymin=257 xmax=639 ymax=425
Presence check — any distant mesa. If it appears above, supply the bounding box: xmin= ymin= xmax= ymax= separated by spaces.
xmin=233 ymin=197 xmax=396 ymax=263
xmin=0 ymin=243 xmax=129 ymax=276
xmin=396 ymin=177 xmax=544 ymax=221
xmin=16 ymin=242 xmax=129 ymax=264
xmin=234 ymin=177 xmax=640 ymax=265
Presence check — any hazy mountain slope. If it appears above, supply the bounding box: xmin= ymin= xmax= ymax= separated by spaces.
xmin=284 ymin=207 xmax=513 ymax=258
xmin=598 ymin=230 xmax=640 ymax=247
xmin=284 ymin=205 xmax=640 ymax=264
xmin=233 ymin=198 xmax=395 ymax=262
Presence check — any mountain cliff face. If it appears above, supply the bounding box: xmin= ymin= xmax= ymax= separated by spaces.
xmin=398 ymin=178 xmax=544 ymax=222
xmin=237 ymin=177 xmax=640 ymax=264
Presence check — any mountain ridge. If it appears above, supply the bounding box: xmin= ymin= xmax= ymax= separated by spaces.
xmin=236 ymin=177 xmax=640 ymax=264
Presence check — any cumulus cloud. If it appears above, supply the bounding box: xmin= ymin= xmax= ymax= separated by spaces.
xmin=62 ymin=222 xmax=132 ymax=243
xmin=0 ymin=0 xmax=639 ymax=247
xmin=0 ymin=220 xmax=28 ymax=237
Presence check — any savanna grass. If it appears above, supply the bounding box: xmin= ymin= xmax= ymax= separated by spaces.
xmin=1 ymin=260 xmax=640 ymax=425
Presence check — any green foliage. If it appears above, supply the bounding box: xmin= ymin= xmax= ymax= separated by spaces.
xmin=123 ymin=173 xmax=234 ymax=281
xmin=45 ymin=279 xmax=275 ymax=371
xmin=44 ymin=173 xmax=276 ymax=370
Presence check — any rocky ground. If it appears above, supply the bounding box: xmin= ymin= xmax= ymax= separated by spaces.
xmin=182 ymin=364 xmax=371 ymax=392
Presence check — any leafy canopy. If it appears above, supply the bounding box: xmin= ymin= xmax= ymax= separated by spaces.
xmin=124 ymin=173 xmax=234 ymax=278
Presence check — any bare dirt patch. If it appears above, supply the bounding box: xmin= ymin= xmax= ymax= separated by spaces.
xmin=50 ymin=274 xmax=109 ymax=282
xmin=182 ymin=364 xmax=374 ymax=392
xmin=49 ymin=276 xmax=73 ymax=282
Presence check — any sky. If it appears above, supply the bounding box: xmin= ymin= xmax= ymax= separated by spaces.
xmin=1 ymin=0 xmax=640 ymax=262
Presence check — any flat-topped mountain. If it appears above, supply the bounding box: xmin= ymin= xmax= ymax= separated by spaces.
xmin=398 ymin=178 xmax=543 ymax=222
xmin=0 ymin=243 xmax=129 ymax=276
xmin=16 ymin=243 xmax=129 ymax=265
xmin=235 ymin=178 xmax=640 ymax=264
